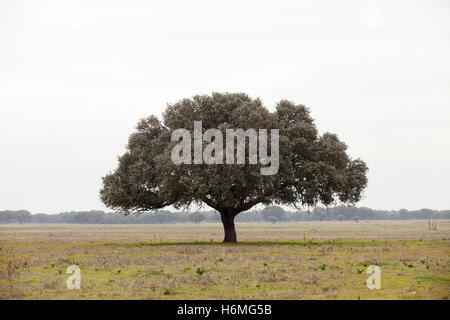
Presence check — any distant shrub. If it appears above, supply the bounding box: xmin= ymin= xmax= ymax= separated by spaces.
xmin=196 ymin=268 xmax=205 ymax=276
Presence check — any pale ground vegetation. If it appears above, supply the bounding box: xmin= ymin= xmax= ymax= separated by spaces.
xmin=0 ymin=220 xmax=449 ymax=299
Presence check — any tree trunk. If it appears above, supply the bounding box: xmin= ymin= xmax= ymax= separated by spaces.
xmin=221 ymin=211 xmax=237 ymax=243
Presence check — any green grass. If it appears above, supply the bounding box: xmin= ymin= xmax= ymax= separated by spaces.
xmin=0 ymin=222 xmax=449 ymax=300
xmin=414 ymin=275 xmax=450 ymax=282
xmin=108 ymin=239 xmax=399 ymax=247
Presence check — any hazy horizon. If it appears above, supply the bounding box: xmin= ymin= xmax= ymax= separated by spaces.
xmin=1 ymin=0 xmax=449 ymax=214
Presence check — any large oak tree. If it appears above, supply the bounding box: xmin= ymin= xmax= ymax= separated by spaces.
xmin=100 ymin=93 xmax=368 ymax=242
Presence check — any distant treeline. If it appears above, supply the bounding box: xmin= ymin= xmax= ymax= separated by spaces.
xmin=0 ymin=206 xmax=449 ymax=224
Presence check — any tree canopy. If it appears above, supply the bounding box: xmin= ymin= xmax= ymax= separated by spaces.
xmin=100 ymin=93 xmax=368 ymax=242
xmin=3 ymin=207 xmax=449 ymax=225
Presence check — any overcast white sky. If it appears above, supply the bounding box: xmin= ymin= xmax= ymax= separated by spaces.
xmin=0 ymin=0 xmax=449 ymax=214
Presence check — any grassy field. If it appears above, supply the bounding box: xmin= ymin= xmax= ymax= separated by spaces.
xmin=0 ymin=220 xmax=449 ymax=300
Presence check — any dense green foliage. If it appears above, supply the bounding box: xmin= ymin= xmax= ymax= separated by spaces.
xmin=99 ymin=93 xmax=368 ymax=242
xmin=1 ymin=207 xmax=448 ymax=224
